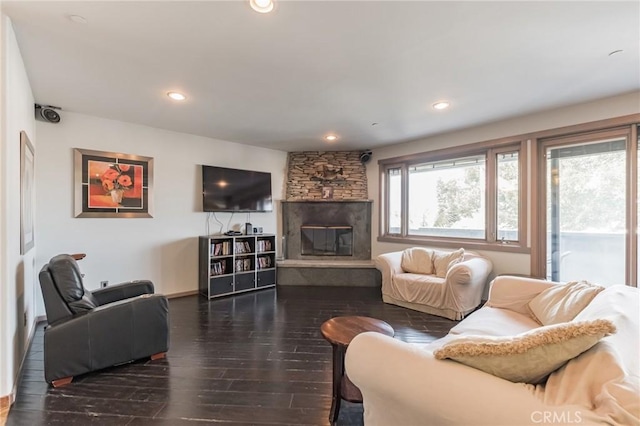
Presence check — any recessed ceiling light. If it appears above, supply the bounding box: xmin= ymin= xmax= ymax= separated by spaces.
xmin=167 ymin=92 xmax=186 ymax=101
xmin=68 ymin=15 xmax=87 ymax=24
xmin=325 ymin=135 xmax=338 ymax=142
xmin=608 ymin=49 xmax=624 ymax=56
xmin=250 ymin=0 xmax=274 ymax=13
xmin=432 ymin=101 xmax=450 ymax=110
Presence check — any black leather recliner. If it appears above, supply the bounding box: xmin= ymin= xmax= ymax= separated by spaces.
xmin=39 ymin=254 xmax=170 ymax=387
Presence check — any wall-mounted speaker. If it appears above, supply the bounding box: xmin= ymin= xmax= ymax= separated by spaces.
xmin=359 ymin=150 xmax=372 ymax=164
xmin=35 ymin=104 xmax=61 ymax=123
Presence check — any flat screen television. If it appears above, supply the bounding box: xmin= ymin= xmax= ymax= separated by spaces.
xmin=202 ymin=165 xmax=273 ymax=212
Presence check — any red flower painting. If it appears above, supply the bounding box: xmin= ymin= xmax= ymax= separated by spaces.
xmin=75 ymin=148 xmax=153 ymax=218
xmin=88 ymin=161 xmax=142 ymax=207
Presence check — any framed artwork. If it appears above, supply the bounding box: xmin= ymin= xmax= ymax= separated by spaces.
xmin=74 ymin=148 xmax=154 ymax=218
xmin=20 ymin=131 xmax=35 ymax=254
xmin=322 ymin=186 xmax=333 ymax=199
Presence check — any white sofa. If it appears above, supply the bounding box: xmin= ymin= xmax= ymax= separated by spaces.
xmin=345 ymin=276 xmax=640 ymax=426
xmin=376 ymin=249 xmax=493 ymax=320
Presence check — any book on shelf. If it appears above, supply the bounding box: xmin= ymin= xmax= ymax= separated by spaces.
xmin=257 ymin=239 xmax=273 ymax=252
xmin=257 ymin=255 xmax=273 ymax=269
xmin=234 ymin=241 xmax=252 ymax=254
xmin=210 ymin=260 xmax=227 ymax=276
xmin=211 ymin=241 xmax=232 ymax=256
xmin=234 ymin=258 xmax=253 ymax=272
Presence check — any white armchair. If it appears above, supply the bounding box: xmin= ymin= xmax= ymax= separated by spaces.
xmin=375 ymin=249 xmax=492 ymax=320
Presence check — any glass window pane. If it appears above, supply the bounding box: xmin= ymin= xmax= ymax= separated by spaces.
xmin=497 ymin=152 xmax=519 ymax=241
xmin=546 ymin=138 xmax=626 ymax=286
xmin=387 ymin=168 xmax=401 ymax=234
xmin=408 ymin=155 xmax=486 ymax=239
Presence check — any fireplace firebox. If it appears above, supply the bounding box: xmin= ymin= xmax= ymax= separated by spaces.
xmin=301 ymin=226 xmax=353 ymax=256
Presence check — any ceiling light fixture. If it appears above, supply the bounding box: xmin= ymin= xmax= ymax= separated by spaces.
xmin=432 ymin=101 xmax=450 ymax=110
xmin=325 ymin=135 xmax=338 ymax=142
xmin=167 ymin=92 xmax=186 ymax=101
xmin=250 ymin=0 xmax=275 ymax=14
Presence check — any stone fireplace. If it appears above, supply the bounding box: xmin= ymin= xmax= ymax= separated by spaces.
xmin=278 ymin=151 xmax=378 ymax=287
xmin=286 ymin=151 xmax=368 ymax=200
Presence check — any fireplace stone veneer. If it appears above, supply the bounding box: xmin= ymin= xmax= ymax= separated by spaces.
xmin=281 ymin=200 xmax=372 ymax=261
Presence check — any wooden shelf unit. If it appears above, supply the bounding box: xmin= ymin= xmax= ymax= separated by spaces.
xmin=199 ymin=234 xmax=277 ymax=299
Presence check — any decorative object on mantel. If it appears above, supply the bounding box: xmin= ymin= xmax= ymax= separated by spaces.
xmin=20 ymin=131 xmax=35 ymax=254
xmin=312 ymin=165 xmax=346 ymax=182
xmin=74 ymin=148 xmax=153 ymax=218
xmin=322 ymin=186 xmax=333 ymax=199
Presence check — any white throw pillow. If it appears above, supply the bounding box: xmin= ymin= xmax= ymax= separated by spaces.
xmin=401 ymin=248 xmax=434 ymax=275
xmin=432 ymin=248 xmax=464 ymax=278
xmin=528 ymin=280 xmax=604 ymax=326
xmin=433 ymin=319 xmax=615 ymax=384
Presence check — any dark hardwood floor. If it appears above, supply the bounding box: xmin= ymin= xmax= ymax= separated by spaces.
xmin=7 ymin=286 xmax=456 ymax=425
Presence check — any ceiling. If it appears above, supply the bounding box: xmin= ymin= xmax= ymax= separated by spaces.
xmin=3 ymin=1 xmax=639 ymax=152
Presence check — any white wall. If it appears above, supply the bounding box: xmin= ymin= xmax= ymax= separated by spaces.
xmin=0 ymin=16 xmax=37 ymax=401
xmin=369 ymin=91 xmax=640 ymax=277
xmin=35 ymin=111 xmax=287 ymax=313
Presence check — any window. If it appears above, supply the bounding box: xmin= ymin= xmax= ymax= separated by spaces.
xmin=381 ymin=141 xmax=526 ymax=251
xmin=408 ymin=155 xmax=486 ymax=239
xmin=497 ymin=151 xmax=519 ymax=242
xmin=387 ymin=167 xmax=402 ymax=234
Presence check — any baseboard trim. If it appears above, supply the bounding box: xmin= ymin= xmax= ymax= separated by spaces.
xmin=167 ymin=290 xmax=199 ymax=299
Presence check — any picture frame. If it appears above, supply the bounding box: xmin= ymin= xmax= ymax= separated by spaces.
xmin=74 ymin=148 xmax=154 ymax=218
xmin=20 ymin=131 xmax=35 ymax=254
xmin=322 ymin=186 xmax=333 ymax=199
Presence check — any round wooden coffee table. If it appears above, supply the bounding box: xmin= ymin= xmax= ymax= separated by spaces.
xmin=320 ymin=316 xmax=394 ymax=424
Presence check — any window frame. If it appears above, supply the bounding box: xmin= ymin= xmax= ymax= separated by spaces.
xmin=492 ymin=146 xmax=523 ymax=244
xmin=378 ymin=138 xmax=529 ymax=253
xmin=381 ymin=163 xmax=406 ymax=236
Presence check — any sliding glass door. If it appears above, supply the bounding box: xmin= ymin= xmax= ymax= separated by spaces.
xmin=543 ymin=131 xmax=630 ymax=286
